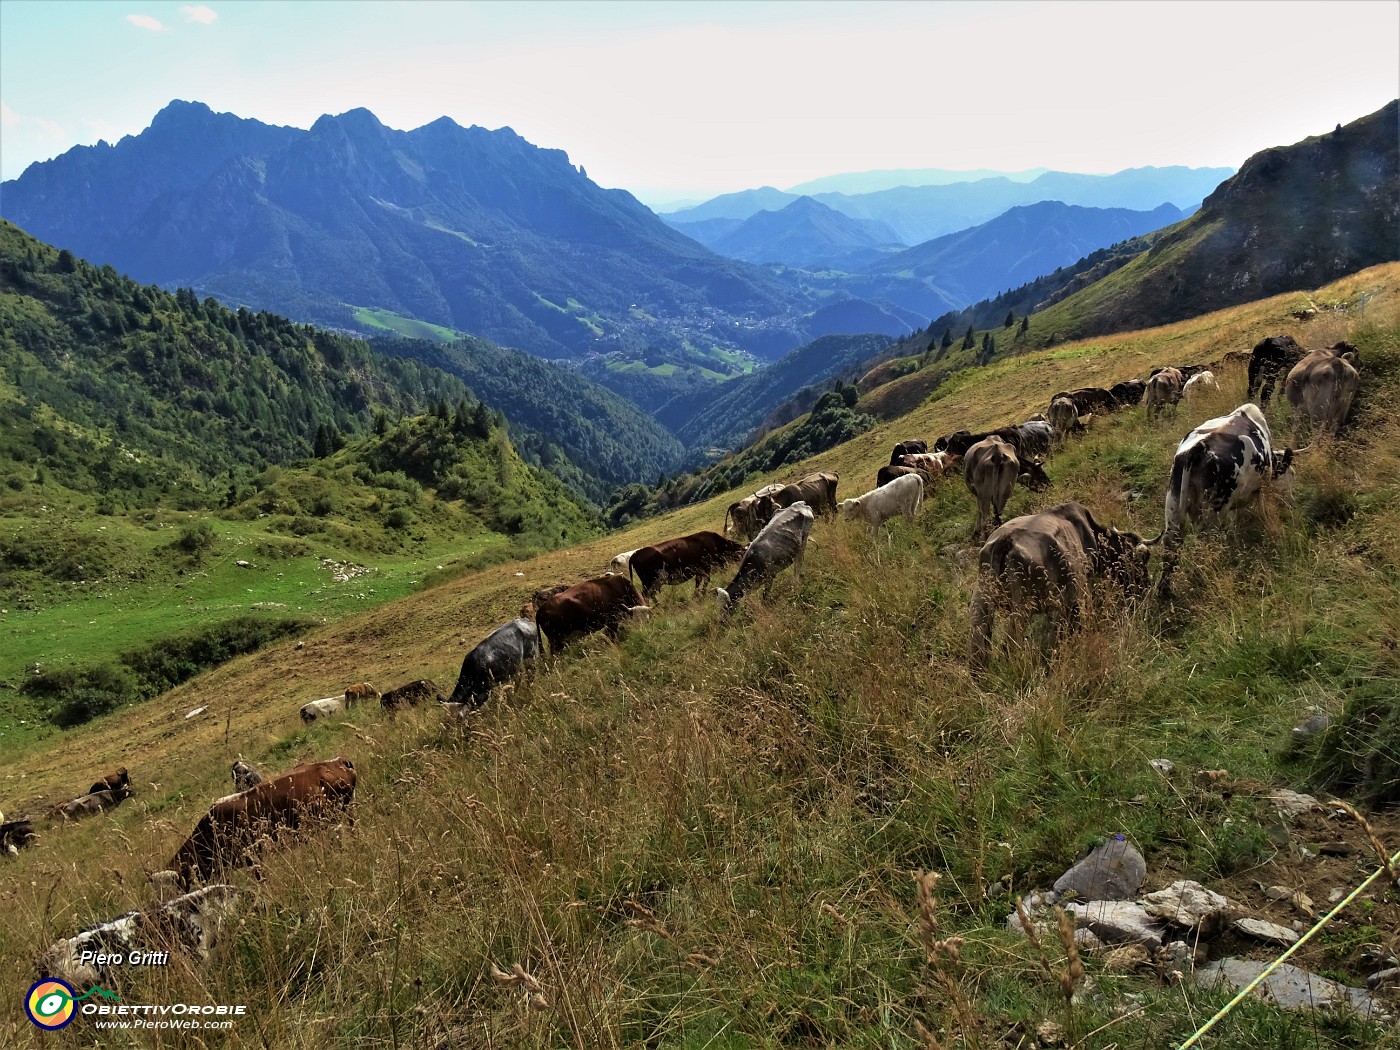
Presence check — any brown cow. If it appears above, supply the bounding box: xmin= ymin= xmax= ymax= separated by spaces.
xmin=723 ymin=484 xmax=785 ymax=541
xmin=899 ymin=451 xmax=961 ymax=477
xmin=343 ymin=682 xmax=379 ymax=706
xmin=534 ymin=575 xmax=651 ymax=653
xmin=1285 ymin=342 xmax=1360 ymax=435
xmin=964 ymin=437 xmax=1051 ymax=537
xmin=1050 ymin=387 xmax=1118 ymax=416
xmin=767 ymin=471 xmax=840 ymax=517
xmin=381 ymin=678 xmax=444 ymax=711
xmin=969 ymin=501 xmax=1153 ymax=668
xmin=629 ymin=531 xmax=747 ymax=601
xmin=1144 ymin=367 xmax=1186 ymax=420
xmin=169 ymin=757 xmax=357 ymax=888
xmin=89 ymin=767 xmax=130 ymax=796
xmin=877 ymin=464 xmax=927 ymax=488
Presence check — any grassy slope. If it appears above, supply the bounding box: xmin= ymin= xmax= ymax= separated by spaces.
xmin=2 ymin=265 xmax=1398 ymax=1048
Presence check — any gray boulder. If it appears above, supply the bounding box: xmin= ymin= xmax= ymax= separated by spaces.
xmin=1053 ymin=836 xmax=1146 ymax=901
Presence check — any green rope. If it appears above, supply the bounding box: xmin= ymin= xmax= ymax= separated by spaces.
xmin=1178 ymin=844 xmax=1400 ymax=1049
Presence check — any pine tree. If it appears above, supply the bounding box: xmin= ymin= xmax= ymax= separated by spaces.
xmin=962 ymin=325 xmax=975 ymax=350
xmin=1004 ymin=310 xmax=1015 ymax=328
xmin=1019 ymin=315 xmax=1030 ymax=334
xmin=941 ymin=328 xmax=953 ymax=350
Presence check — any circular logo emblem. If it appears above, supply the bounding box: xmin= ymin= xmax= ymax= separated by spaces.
xmin=26 ymin=978 xmax=77 ymax=1030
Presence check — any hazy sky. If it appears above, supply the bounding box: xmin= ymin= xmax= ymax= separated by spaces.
xmin=2 ymin=1 xmax=1396 ymax=204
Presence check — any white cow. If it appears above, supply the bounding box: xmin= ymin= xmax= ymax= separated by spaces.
xmin=1182 ymin=370 xmax=1219 ymax=407
xmin=299 ymin=697 xmax=346 ymax=723
xmin=838 ymin=473 xmax=924 ymax=537
xmin=608 ymin=549 xmax=638 ymax=576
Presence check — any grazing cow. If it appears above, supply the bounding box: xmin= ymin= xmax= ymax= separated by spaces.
xmin=168 ymin=757 xmax=357 ymax=889
xmin=1144 ymin=367 xmax=1186 ymax=420
xmin=1156 ymin=403 xmax=1298 ymax=598
xmin=969 ymin=502 xmax=1153 ymax=668
xmin=530 ymin=584 xmax=571 ymax=611
xmin=535 ymin=575 xmax=651 ymax=652
xmin=889 ymin=439 xmax=928 ymax=465
xmin=88 ymin=767 xmax=130 ymax=796
xmin=716 ymin=502 xmax=815 ymax=617
xmin=447 ymin=619 xmax=540 ymax=708
xmin=299 ymin=697 xmax=346 ymax=723
xmin=877 ymin=464 xmax=927 ymax=488
xmin=629 ymin=531 xmax=747 ymax=601
xmin=37 ymin=885 xmax=240 ymax=987
xmin=839 ymin=473 xmax=923 ymax=536
xmin=766 ymin=471 xmax=840 ymax=517
xmin=231 ymin=760 xmax=264 ymax=792
xmin=964 ymin=437 xmax=1021 ymax=536
xmin=1183 ymin=370 xmax=1219 ymax=406
xmin=1246 ymin=335 xmax=1305 ymax=405
xmin=963 ymin=438 xmax=1051 ymax=536
xmin=343 ymin=682 xmax=379 ymax=706
xmin=723 ymin=484 xmax=785 ymax=541
xmin=1 ymin=817 xmax=38 ymax=856
xmin=1109 ymin=379 xmax=1147 ymax=408
xmin=608 ymin=549 xmax=638 ymax=576
xmin=1047 ymin=395 xmax=1082 ymax=438
xmin=1051 ymin=387 xmax=1118 ymax=416
xmin=1285 ymin=342 xmax=1360 ymax=435
xmin=380 ymin=678 xmax=444 ymax=711
xmin=935 ymin=421 xmax=1050 ymax=460
xmin=49 ymin=784 xmax=135 ymax=822
xmin=898 ymin=451 xmax=961 ymax=477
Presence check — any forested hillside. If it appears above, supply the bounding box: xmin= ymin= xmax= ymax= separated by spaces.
xmin=0 ymin=220 xmax=469 ymax=500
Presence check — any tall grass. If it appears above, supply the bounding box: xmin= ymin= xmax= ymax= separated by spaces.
xmin=3 ymin=268 xmax=1399 ymax=1047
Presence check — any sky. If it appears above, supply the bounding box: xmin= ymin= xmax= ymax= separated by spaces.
xmin=1 ymin=0 xmax=1397 ymax=205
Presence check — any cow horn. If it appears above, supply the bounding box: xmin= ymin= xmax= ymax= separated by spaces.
xmin=1292 ymin=443 xmax=1312 ymax=455
xmin=1139 ymin=529 xmax=1166 ymax=546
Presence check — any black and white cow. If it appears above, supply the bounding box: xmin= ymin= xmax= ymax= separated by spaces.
xmin=716 ymin=502 xmax=814 ymax=617
xmin=1155 ymin=403 xmax=1298 ymax=598
xmin=447 ymin=618 xmax=541 ymax=708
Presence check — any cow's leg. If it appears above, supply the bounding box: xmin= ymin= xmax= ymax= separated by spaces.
xmin=969 ymin=583 xmax=996 ymax=670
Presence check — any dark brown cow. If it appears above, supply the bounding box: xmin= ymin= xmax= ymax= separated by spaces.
xmin=889 ymin=439 xmax=928 ymax=465
xmin=877 ymin=464 xmax=927 ymax=488
xmin=970 ymin=502 xmax=1153 ymax=668
xmin=964 ymin=437 xmax=1051 ymax=536
xmin=534 ymin=574 xmax=650 ymax=652
xmin=629 ymin=531 xmax=747 ymax=601
xmin=1109 ymin=379 xmax=1147 ymax=408
xmin=1247 ymin=335 xmax=1305 ymax=405
xmin=1050 ymin=387 xmax=1118 ymax=416
xmin=169 ymin=757 xmax=357 ymax=889
xmin=381 ymin=678 xmax=444 ymax=710
xmin=89 ymin=767 xmax=130 ymax=796
xmin=49 ymin=783 xmax=135 ymax=822
xmin=2 ymin=818 xmax=38 ymax=856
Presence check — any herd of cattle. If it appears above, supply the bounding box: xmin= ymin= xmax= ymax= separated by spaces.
xmin=7 ymin=332 xmax=1365 ymax=979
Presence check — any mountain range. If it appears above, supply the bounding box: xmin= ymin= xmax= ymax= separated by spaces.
xmin=662 ymin=165 xmax=1233 ymax=243
xmin=0 ymin=101 xmax=816 ymax=363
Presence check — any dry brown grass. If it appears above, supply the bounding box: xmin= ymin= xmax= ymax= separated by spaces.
xmin=2 ymin=264 xmax=1398 ymax=1047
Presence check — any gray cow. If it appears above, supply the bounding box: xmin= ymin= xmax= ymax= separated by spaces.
xmin=447 ymin=618 xmax=541 ymax=708
xmin=716 ymin=502 xmax=815 ymax=617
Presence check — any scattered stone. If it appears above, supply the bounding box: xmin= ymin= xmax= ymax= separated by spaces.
xmin=1234 ymin=917 xmax=1300 ymax=945
xmin=184 ymin=706 xmax=207 ymax=720
xmin=1035 ymin=1020 xmax=1066 ymax=1046
xmin=1290 ymin=890 xmax=1315 ymax=918
xmin=1291 ymin=713 xmax=1331 ymax=743
xmin=1158 ymin=940 xmax=1196 ymax=974
xmin=1317 ymin=841 xmax=1351 ymax=856
xmin=1074 ymin=928 xmax=1103 ymax=951
xmin=1063 ymin=901 xmax=1167 ymax=949
xmin=1197 ymin=959 xmax=1382 ymax=1016
xmin=1149 ymin=758 xmax=1175 ymax=776
xmin=1195 ymin=769 xmax=1230 ymax=789
xmin=1053 ymin=837 xmax=1146 ymax=901
xmin=1367 ymin=967 xmax=1400 ymax=990
xmin=1268 ymin=789 xmax=1320 ymax=819
xmin=1327 ymin=887 xmax=1346 ymax=903
xmin=1141 ymin=880 xmax=1232 ymax=933
xmin=1261 ymin=884 xmax=1293 ymax=901
xmin=235 ymin=559 xmax=252 ymax=568
xmin=1104 ymin=944 xmax=1153 ymax=972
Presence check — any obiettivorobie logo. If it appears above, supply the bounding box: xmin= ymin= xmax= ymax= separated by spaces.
xmin=25 ymin=979 xmax=121 ymax=1030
